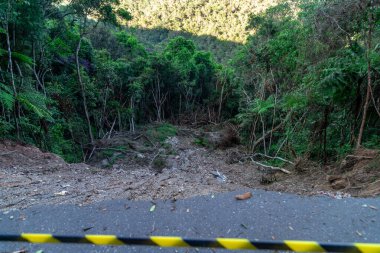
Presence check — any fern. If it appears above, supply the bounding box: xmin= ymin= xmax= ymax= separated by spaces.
xmin=250 ymin=96 xmax=275 ymax=114
xmin=282 ymin=91 xmax=307 ymax=110
xmin=17 ymin=91 xmax=54 ymax=121
xmin=0 ymin=48 xmax=7 ymax=57
xmin=0 ymin=118 xmax=14 ymax=136
xmin=0 ymin=82 xmax=15 ymax=111
xmin=11 ymin=52 xmax=33 ymax=65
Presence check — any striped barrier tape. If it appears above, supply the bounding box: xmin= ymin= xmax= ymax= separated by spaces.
xmin=1 ymin=234 xmax=380 ymax=252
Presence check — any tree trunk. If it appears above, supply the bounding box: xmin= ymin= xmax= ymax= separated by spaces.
xmin=152 ymin=74 xmax=167 ymax=122
xmin=75 ymin=37 xmax=94 ymax=144
xmin=5 ymin=17 xmax=20 ymax=138
xmin=357 ymin=1 xmax=373 ymax=149
xmin=130 ymin=97 xmax=135 ymax=133
xmin=32 ymin=43 xmax=46 ymax=96
xmin=218 ymin=82 xmax=224 ymax=122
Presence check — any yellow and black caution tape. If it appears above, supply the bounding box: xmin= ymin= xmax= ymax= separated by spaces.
xmin=1 ymin=234 xmax=380 ymax=252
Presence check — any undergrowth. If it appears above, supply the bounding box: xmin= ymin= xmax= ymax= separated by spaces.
xmin=146 ymin=123 xmax=177 ymax=142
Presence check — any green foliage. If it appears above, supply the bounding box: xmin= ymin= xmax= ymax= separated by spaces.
xmin=282 ymin=92 xmax=308 ymax=111
xmin=122 ymin=0 xmax=278 ymax=43
xmin=147 ymin=123 xmax=177 ymax=142
xmin=364 ymin=134 xmax=380 ymax=150
xmin=49 ymin=123 xmax=82 ymax=163
xmin=17 ymin=91 xmax=53 ymax=121
xmin=0 ymin=118 xmax=14 ymax=137
xmin=120 ymin=0 xmax=279 ymax=62
xmin=152 ymin=155 xmax=167 ymax=170
xmin=0 ymin=48 xmax=6 ymax=56
xmin=234 ymin=0 xmax=380 ymax=160
xmin=11 ymin=52 xmax=33 ymax=65
xmin=70 ymin=0 xmax=131 ymax=27
xmin=251 ymin=97 xmax=275 ymax=115
xmin=0 ymin=82 xmax=15 ymax=111
xmin=193 ymin=137 xmax=209 ymax=147
xmin=0 ymin=0 xmax=378 ymax=164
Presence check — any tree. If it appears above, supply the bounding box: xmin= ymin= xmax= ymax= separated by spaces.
xmin=67 ymin=0 xmax=131 ymax=144
xmin=0 ymin=0 xmax=20 ymax=137
xmin=356 ymin=0 xmax=379 ymax=148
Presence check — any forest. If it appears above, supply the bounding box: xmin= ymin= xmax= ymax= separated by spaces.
xmin=0 ymin=0 xmax=379 ymax=164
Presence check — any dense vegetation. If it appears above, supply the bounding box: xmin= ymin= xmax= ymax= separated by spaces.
xmin=236 ymin=0 xmax=380 ymax=161
xmin=0 ymin=0 xmax=379 ymax=163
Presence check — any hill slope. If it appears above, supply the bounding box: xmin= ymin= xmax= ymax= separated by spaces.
xmin=121 ymin=0 xmax=278 ymax=62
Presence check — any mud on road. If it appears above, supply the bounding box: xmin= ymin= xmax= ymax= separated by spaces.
xmin=1 ymin=127 xmax=379 ymax=211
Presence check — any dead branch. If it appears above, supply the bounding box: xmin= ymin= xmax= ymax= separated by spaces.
xmin=346 ymin=155 xmax=375 ymax=159
xmin=250 ymin=158 xmax=291 ymax=174
xmin=107 ymin=118 xmax=117 ymax=139
xmin=252 ymin=111 xmax=294 ymax=151
xmin=149 ymin=150 xmax=162 ymax=167
xmin=254 ymin=153 xmax=294 ymax=165
xmin=133 ymin=134 xmax=143 ymax=140
xmin=252 ymin=122 xmax=284 ymax=151
xmin=369 ymin=84 xmax=380 ymax=117
xmin=86 ymin=146 xmax=96 ymax=162
xmin=143 ymin=135 xmax=155 ymax=146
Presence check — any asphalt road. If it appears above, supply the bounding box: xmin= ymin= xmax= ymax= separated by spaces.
xmin=0 ymin=190 xmax=379 ymax=253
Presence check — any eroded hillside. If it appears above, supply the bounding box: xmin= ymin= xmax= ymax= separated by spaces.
xmin=2 ymin=125 xmax=379 ymax=211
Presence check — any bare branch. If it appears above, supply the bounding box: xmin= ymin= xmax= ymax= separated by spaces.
xmin=253 ymin=153 xmax=294 ymax=165
xmin=250 ymin=158 xmax=291 ymax=174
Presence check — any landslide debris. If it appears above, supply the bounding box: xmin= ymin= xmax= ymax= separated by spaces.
xmin=1 ymin=126 xmax=379 ymax=211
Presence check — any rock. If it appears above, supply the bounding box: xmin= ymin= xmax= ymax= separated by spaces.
xmin=339 ymin=157 xmax=357 ymax=172
xmin=226 ymin=150 xmax=244 ymax=164
xmin=152 ymin=155 xmax=167 ymax=172
xmin=293 ymin=157 xmax=312 ymax=174
xmin=203 ymin=131 xmax=223 ymax=147
xmin=136 ymin=153 xmax=145 ymax=159
xmin=260 ymin=173 xmax=277 ymax=184
xmin=202 ymin=128 xmax=239 ymax=149
xmin=165 ymin=136 xmax=179 ymax=148
xmin=101 ymin=159 xmax=109 ymax=167
xmin=166 ymin=155 xmax=179 ymax=170
xmin=331 ymin=179 xmax=347 ymax=190
xmin=327 ymin=175 xmax=348 ymax=190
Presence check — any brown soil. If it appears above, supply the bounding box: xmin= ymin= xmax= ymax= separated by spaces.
xmin=1 ymin=128 xmax=379 ymax=211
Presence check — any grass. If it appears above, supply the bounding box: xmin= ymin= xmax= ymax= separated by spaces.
xmin=146 ymin=123 xmax=177 ymax=142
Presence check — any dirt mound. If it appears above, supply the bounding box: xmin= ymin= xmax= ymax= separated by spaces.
xmin=0 ymin=140 xmax=67 ymax=169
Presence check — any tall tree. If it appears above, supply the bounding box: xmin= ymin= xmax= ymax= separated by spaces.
xmin=68 ymin=0 xmax=131 ymax=144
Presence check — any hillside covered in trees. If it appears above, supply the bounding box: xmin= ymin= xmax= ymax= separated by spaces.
xmin=120 ymin=0 xmax=278 ymax=62
xmin=122 ymin=0 xmax=277 ymax=44
xmin=0 ymin=0 xmax=379 ymax=167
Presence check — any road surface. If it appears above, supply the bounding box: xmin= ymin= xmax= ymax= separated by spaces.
xmin=0 ymin=190 xmax=379 ymax=253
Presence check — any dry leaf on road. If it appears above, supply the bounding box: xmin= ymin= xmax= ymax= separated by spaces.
xmin=235 ymin=192 xmax=252 ymax=200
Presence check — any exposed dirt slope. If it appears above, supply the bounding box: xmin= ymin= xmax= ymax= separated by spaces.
xmin=1 ymin=129 xmax=379 ymax=211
